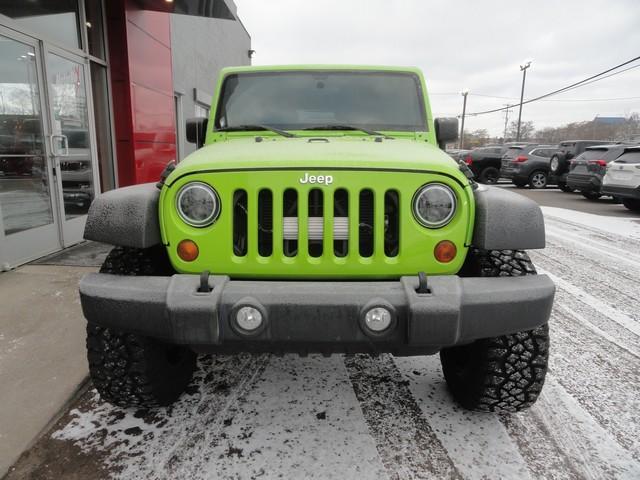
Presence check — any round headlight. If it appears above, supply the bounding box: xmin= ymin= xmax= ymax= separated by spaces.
xmin=176 ymin=182 xmax=220 ymax=227
xmin=413 ymin=183 xmax=456 ymax=228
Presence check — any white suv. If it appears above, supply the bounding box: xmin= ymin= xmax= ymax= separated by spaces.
xmin=602 ymin=146 xmax=640 ymax=211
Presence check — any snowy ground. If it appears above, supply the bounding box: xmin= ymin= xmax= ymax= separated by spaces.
xmin=23 ymin=206 xmax=640 ymax=479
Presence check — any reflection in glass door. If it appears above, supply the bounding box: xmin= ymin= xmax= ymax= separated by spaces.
xmin=45 ymin=50 xmax=96 ymax=244
xmin=0 ymin=32 xmax=60 ymax=268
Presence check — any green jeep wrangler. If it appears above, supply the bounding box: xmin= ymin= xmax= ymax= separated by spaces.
xmin=80 ymin=66 xmax=555 ymax=413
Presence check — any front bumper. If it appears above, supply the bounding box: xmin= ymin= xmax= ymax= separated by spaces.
xmin=79 ymin=273 xmax=555 ymax=355
xmin=567 ymin=173 xmax=601 ymax=192
xmin=601 ymin=184 xmax=640 ymax=200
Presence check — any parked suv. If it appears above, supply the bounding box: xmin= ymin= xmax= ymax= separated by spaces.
xmin=501 ymin=145 xmax=556 ymax=189
xmin=602 ymin=146 xmax=640 ymax=211
xmin=80 ymin=65 xmax=554 ymax=413
xmin=549 ymin=140 xmax=613 ymax=192
xmin=566 ymin=145 xmax=628 ymax=200
xmin=464 ymin=143 xmax=530 ymax=184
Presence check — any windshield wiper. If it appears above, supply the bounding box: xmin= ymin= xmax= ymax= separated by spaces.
xmin=301 ymin=124 xmax=390 ymax=138
xmin=217 ymin=124 xmax=297 ymax=138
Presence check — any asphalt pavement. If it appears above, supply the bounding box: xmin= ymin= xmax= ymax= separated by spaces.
xmin=498 ymin=182 xmax=640 ymax=219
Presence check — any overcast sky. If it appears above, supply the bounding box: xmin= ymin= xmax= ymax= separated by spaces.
xmin=236 ymin=0 xmax=640 ymax=136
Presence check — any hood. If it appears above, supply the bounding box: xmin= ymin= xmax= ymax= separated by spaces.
xmin=167 ymin=136 xmax=466 ymax=185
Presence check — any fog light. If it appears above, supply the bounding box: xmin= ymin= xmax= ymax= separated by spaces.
xmin=236 ymin=306 xmax=263 ymax=332
xmin=177 ymin=239 xmax=199 ymax=261
xmin=364 ymin=307 xmax=392 ymax=332
xmin=434 ymin=240 xmax=456 ymax=263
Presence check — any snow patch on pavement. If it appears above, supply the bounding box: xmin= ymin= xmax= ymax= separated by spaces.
xmin=393 ymin=355 xmax=533 ymax=480
xmin=541 ymin=206 xmax=640 ymax=240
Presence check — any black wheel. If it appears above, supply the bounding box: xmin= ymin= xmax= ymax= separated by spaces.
xmin=558 ymin=182 xmax=574 ymax=193
xmin=549 ymin=154 xmax=567 ymax=175
xmin=528 ymin=171 xmax=548 ymax=189
xmin=440 ymin=249 xmax=549 ymax=412
xmin=512 ymin=180 xmax=527 ymax=188
xmin=581 ymin=191 xmax=601 ymax=201
xmin=88 ymin=246 xmax=196 ymax=408
xmin=622 ymin=198 xmax=640 ymax=212
xmin=478 ymin=167 xmax=500 ymax=184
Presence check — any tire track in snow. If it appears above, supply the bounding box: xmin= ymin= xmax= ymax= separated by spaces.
xmin=552 ymin=291 xmax=640 ymax=358
xmin=546 ymin=226 xmax=640 ymax=271
xmin=392 ymin=355 xmax=535 ymax=480
xmin=56 ymin=355 xmax=389 ymax=480
xmin=502 ymin=375 xmax=639 ymax=480
xmin=543 ymin=214 xmax=640 ymax=253
xmin=54 ymin=354 xmax=270 ymax=479
xmin=538 ymin=268 xmax=640 ymax=338
xmin=344 ymin=354 xmax=462 ymax=479
xmin=545 ymin=306 xmax=640 ymax=460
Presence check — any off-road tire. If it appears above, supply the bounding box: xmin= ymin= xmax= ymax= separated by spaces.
xmin=99 ymin=245 xmax=174 ymax=276
xmin=478 ymin=167 xmax=500 ymax=184
xmin=622 ymin=198 xmax=640 ymax=212
xmin=87 ymin=324 xmax=197 ymax=408
xmin=88 ymin=246 xmax=196 ymax=408
xmin=441 ymin=248 xmax=550 ymax=412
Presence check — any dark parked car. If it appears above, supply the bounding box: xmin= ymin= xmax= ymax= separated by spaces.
xmin=549 ymin=140 xmax=614 ymax=192
xmin=566 ymin=145 xmax=629 ymax=200
xmin=464 ymin=143 xmax=530 ymax=184
xmin=501 ymin=145 xmax=556 ymax=188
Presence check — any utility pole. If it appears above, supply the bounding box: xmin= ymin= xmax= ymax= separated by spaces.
xmin=502 ymin=104 xmax=512 ymax=142
xmin=459 ymin=89 xmax=469 ymax=149
xmin=516 ymin=59 xmax=532 ymax=142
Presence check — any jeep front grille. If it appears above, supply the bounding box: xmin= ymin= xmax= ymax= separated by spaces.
xmin=232 ymin=187 xmax=400 ymax=259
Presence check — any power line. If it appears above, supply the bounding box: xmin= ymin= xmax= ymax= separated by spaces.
xmin=465 ymin=56 xmax=640 ymax=116
xmin=432 ymin=65 xmax=640 ymax=103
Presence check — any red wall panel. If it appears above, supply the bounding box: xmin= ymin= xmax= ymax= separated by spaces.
xmin=106 ymin=0 xmax=176 ymax=187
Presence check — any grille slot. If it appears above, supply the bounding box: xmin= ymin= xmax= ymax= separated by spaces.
xmin=384 ymin=190 xmax=399 ymax=257
xmin=308 ymin=189 xmax=323 ymax=257
xmin=232 ymin=189 xmax=247 ymax=256
xmin=258 ymin=189 xmax=273 ymax=257
xmin=334 ymin=189 xmax=348 ymax=257
xmin=359 ymin=189 xmax=374 ymax=257
xmin=283 ymin=189 xmax=298 ymax=257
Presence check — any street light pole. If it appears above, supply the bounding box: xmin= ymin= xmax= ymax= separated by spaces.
xmin=515 ymin=59 xmax=532 ymax=142
xmin=459 ymin=89 xmax=469 ymax=149
xmin=502 ymin=104 xmax=512 ymax=142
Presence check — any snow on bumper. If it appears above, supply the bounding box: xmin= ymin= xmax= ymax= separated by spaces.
xmin=79 ymin=273 xmax=555 ymax=354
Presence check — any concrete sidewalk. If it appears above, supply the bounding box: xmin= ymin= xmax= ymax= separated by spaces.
xmin=0 ymin=243 xmax=108 ymax=477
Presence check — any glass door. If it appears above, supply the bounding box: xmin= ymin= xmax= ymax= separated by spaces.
xmin=44 ymin=46 xmax=98 ymax=246
xmin=0 ymin=30 xmax=61 ymax=269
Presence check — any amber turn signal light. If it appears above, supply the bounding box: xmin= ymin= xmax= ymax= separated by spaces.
xmin=434 ymin=240 xmax=456 ymax=263
xmin=177 ymin=239 xmax=199 ymax=262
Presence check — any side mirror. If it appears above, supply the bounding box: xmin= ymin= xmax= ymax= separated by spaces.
xmin=434 ymin=117 xmax=459 ymax=150
xmin=186 ymin=117 xmax=208 ymax=148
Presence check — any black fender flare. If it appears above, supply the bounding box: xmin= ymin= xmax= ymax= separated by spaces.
xmin=84 ymin=183 xmax=161 ymax=248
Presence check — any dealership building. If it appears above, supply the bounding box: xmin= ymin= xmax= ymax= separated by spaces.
xmin=0 ymin=0 xmax=251 ymax=269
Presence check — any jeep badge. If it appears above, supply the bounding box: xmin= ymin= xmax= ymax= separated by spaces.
xmin=299 ymin=173 xmax=334 ymax=185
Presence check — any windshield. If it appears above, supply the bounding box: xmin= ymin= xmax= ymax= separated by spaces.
xmin=214 ymin=71 xmax=427 ymax=132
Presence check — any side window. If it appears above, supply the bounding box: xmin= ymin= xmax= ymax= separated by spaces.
xmin=492 ymin=147 xmax=502 ymax=154
xmin=195 ymin=103 xmax=209 ymax=118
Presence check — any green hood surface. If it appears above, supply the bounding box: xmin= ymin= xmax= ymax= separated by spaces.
xmin=166 ymin=136 xmax=466 ymax=186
